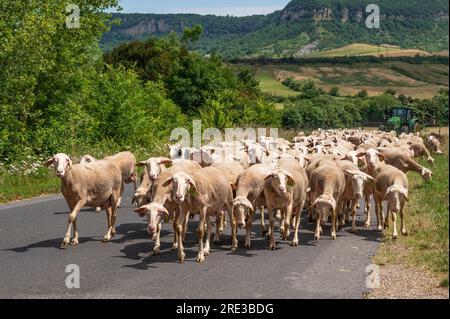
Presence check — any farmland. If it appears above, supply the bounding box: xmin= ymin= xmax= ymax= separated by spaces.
xmin=305 ymin=43 xmax=432 ymax=58
xmin=235 ymin=60 xmax=449 ymax=99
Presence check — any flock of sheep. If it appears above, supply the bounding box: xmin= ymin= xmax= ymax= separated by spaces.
xmin=45 ymin=129 xmax=444 ymax=263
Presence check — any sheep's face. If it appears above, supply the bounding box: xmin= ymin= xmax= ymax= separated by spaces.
xmin=164 ymin=172 xmax=197 ymax=204
xmin=421 ymin=168 xmax=433 ymax=181
xmin=132 ymin=189 xmax=150 ymax=208
xmin=265 ymin=169 xmax=295 ymax=195
xmin=247 ymin=143 xmax=267 ymax=164
xmin=146 ymin=157 xmax=172 ymax=180
xmin=346 ymin=171 xmax=374 ymax=199
xmin=232 ymin=197 xmax=253 ymax=229
xmin=365 ymin=149 xmax=384 ymax=168
xmin=169 ymin=144 xmax=181 ymax=159
xmin=345 ymin=151 xmax=359 ymax=167
xmin=278 ymin=144 xmax=290 ymax=153
xmin=134 ymin=203 xmax=169 ymax=234
xmin=46 ymin=153 xmax=72 ymax=178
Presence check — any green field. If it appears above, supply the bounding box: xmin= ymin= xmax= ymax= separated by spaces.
xmin=305 ymin=43 xmax=431 ymax=58
xmin=255 ymin=67 xmax=299 ymax=97
xmin=236 ymin=60 xmax=449 ymax=99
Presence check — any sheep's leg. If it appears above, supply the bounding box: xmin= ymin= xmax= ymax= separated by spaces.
xmin=70 ymin=218 xmax=79 ymax=246
xmin=110 ymin=209 xmax=118 ymax=237
xmin=182 ymin=210 xmax=190 ymax=244
xmin=400 ymin=202 xmax=408 ymax=236
xmin=244 ymin=210 xmax=255 ymax=249
xmin=260 ymin=206 xmax=268 ymax=236
xmin=374 ymin=197 xmax=383 ymax=231
xmin=282 ymin=205 xmax=293 ymax=240
xmin=291 ymin=202 xmax=304 ymax=246
xmin=331 ymin=207 xmax=337 ymax=240
xmin=171 ymin=215 xmax=178 ymax=251
xmin=196 ymin=207 xmax=207 ymax=263
xmin=268 ymin=205 xmax=277 ymax=250
xmin=116 ymin=183 xmax=124 ymax=208
xmin=391 ymin=210 xmax=398 ymax=239
xmin=103 ymin=206 xmax=114 ymax=242
xmin=153 ymin=223 xmax=161 ymax=255
xmin=350 ymin=200 xmax=358 ymax=233
xmin=61 ymin=200 xmax=85 ymax=248
xmin=384 ymin=207 xmax=390 ymax=229
xmin=213 ymin=212 xmax=222 ymax=244
xmin=175 ymin=208 xmax=186 ymax=262
xmin=314 ymin=208 xmax=322 ymax=241
xmin=204 ymin=217 xmax=212 ymax=256
xmin=364 ymin=194 xmax=371 ymax=228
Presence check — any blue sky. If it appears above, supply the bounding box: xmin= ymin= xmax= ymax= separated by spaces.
xmin=109 ymin=0 xmax=291 ymax=16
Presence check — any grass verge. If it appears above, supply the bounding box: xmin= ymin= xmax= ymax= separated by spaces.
xmin=374 ymin=135 xmax=449 ymax=285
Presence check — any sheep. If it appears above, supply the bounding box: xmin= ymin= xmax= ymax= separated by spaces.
xmin=337 ymin=161 xmax=375 ymax=233
xmin=376 ymin=147 xmax=432 ymax=181
xmin=263 ymin=158 xmax=308 ymax=249
xmin=232 ymin=163 xmax=273 ymax=250
xmin=161 ymin=167 xmax=234 ymax=262
xmin=133 ymin=160 xmax=201 ymax=255
xmin=131 ymin=157 xmax=172 ymax=208
xmin=309 ymin=160 xmax=346 ymax=240
xmin=79 ymin=155 xmax=96 ymax=164
xmin=132 ymin=165 xmax=152 ymax=208
xmin=426 ymin=135 xmax=444 ymax=154
xmin=373 ymin=165 xmax=409 ymax=239
xmin=104 ymin=151 xmax=137 ymax=207
xmin=407 ymin=141 xmax=434 ymax=165
xmin=211 ymin=160 xmax=244 ymax=239
xmin=358 ymin=148 xmax=387 ymax=230
xmin=45 ymin=153 xmax=122 ymax=248
xmin=136 ymin=156 xmax=172 ymax=181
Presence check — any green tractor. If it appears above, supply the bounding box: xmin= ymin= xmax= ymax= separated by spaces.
xmin=380 ymin=106 xmax=421 ymax=134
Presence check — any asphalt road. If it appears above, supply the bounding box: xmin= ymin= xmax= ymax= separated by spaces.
xmin=0 ymin=186 xmax=382 ymax=299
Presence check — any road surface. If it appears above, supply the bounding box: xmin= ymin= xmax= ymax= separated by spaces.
xmin=0 ymin=186 xmax=382 ymax=298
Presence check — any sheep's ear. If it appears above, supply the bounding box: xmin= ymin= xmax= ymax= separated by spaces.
xmin=286 ymin=173 xmax=296 ymax=187
xmin=229 ymin=182 xmax=237 ymax=191
xmin=356 ymin=151 xmax=366 ymax=157
xmin=264 ymin=173 xmax=274 ymax=181
xmin=378 ymin=153 xmax=385 ymax=161
xmin=187 ymin=179 xmax=198 ymax=196
xmin=158 ymin=207 xmax=170 ymax=217
xmin=136 ymin=161 xmax=147 ymax=167
xmin=157 ymin=157 xmax=172 ymax=166
xmin=45 ymin=157 xmax=55 ymax=167
xmin=67 ymin=158 xmax=73 ymax=169
xmin=344 ymin=169 xmax=358 ymax=176
xmin=133 ymin=206 xmax=147 ymax=217
xmin=162 ymin=177 xmax=173 ymax=187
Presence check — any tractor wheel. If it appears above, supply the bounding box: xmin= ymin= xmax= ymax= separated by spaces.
xmin=401 ymin=125 xmax=409 ymax=134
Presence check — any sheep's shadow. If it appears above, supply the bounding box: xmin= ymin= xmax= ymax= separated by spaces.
xmin=5 ymin=236 xmax=97 ymax=253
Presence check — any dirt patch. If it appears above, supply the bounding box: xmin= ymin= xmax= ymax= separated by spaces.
xmin=368 ymin=263 xmax=448 ymax=299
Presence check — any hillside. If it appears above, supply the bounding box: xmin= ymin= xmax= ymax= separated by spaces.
xmin=101 ymin=0 xmax=449 ymax=58
xmin=304 ymin=43 xmax=431 ymax=58
xmin=232 ymin=59 xmax=449 ymax=99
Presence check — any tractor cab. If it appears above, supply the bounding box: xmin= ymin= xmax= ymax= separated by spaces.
xmin=382 ymin=106 xmax=420 ymax=134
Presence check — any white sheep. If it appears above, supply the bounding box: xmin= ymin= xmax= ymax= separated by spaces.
xmin=46 ymin=153 xmax=122 ymax=248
